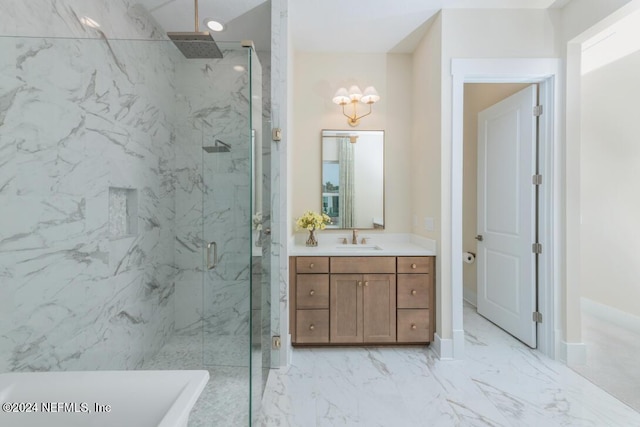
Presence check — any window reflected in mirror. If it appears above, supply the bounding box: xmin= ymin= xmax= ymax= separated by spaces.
xmin=321 ymin=130 xmax=384 ymax=229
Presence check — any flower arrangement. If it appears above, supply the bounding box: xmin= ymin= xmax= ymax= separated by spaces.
xmin=252 ymin=211 xmax=263 ymax=231
xmin=295 ymin=210 xmax=331 ymax=231
xmin=296 ymin=210 xmax=331 ymax=247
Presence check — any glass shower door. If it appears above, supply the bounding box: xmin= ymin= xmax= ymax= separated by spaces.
xmin=199 ymin=45 xmax=264 ymax=426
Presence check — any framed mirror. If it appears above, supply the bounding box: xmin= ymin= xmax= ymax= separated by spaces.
xmin=321 ymin=130 xmax=384 ymax=229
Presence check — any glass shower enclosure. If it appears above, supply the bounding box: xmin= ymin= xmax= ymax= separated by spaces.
xmin=0 ymin=35 xmax=268 ymax=426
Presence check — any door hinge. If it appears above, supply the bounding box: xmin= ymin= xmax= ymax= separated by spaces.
xmin=532 ymin=243 xmax=542 ymax=254
xmin=533 ymin=105 xmax=543 ymax=116
xmin=272 ymin=335 xmax=281 ymax=350
xmin=532 ymin=174 xmax=542 ymax=185
xmin=532 ymin=311 xmax=543 ymax=323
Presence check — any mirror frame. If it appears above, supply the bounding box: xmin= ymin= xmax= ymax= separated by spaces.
xmin=320 ymin=129 xmax=385 ymax=230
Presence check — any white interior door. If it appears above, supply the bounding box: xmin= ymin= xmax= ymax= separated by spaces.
xmin=477 ymin=85 xmax=538 ymax=348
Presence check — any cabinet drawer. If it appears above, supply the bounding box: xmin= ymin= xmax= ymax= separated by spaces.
xmin=296 ymin=309 xmax=329 ymax=343
xmin=397 ymin=274 xmax=431 ymax=309
xmin=397 ymin=257 xmax=433 ymax=274
xmin=296 ymin=275 xmax=329 ymax=309
xmin=397 ymin=309 xmax=430 ymax=342
xmin=331 ymin=257 xmax=396 ymax=274
xmin=296 ymin=257 xmax=329 ymax=274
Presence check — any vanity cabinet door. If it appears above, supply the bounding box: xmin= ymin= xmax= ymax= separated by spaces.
xmin=363 ymin=274 xmax=396 ymax=343
xmin=330 ymin=274 xmax=363 ymax=343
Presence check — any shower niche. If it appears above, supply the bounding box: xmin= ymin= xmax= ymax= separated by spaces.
xmin=108 ymin=187 xmax=138 ymax=239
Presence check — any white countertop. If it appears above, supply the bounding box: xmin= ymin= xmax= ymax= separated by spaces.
xmin=289 ymin=233 xmax=436 ymax=257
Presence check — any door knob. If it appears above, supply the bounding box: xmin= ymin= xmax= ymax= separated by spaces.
xmin=364 ymin=281 xmax=369 ymax=287
xmin=411 ymin=290 xmax=417 ymax=296
xmin=309 ymin=324 xmax=315 ymax=331
xmin=309 ymin=263 xmax=314 ymax=268
xmin=475 ymin=235 xmax=483 ymax=242
xmin=309 ymin=290 xmax=315 ymax=296
xmin=411 ymin=324 xmax=417 ymax=330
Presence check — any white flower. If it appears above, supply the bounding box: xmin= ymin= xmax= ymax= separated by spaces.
xmin=252 ymin=211 xmax=264 ymax=230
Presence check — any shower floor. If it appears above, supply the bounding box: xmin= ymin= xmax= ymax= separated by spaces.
xmin=142 ymin=334 xmax=251 ymax=427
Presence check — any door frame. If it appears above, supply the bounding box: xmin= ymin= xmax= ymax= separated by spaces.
xmin=450 ymin=58 xmax=562 ymax=360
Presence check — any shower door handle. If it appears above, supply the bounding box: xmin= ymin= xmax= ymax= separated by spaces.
xmin=207 ymin=242 xmax=218 ymax=270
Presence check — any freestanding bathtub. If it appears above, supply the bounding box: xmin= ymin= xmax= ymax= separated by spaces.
xmin=0 ymin=370 xmax=209 ymax=427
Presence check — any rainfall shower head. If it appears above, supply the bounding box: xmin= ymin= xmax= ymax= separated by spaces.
xmin=203 ymin=139 xmax=231 ymax=153
xmin=167 ymin=0 xmax=223 ymax=59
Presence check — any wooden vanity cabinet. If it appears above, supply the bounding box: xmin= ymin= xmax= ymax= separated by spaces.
xmin=291 ymin=256 xmax=434 ymax=346
xmin=330 ymin=273 xmax=396 ymax=343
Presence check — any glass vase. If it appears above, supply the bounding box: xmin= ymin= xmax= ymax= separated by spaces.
xmin=306 ymin=229 xmax=318 ymax=247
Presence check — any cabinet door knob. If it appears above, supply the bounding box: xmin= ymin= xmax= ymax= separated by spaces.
xmin=309 ymin=324 xmax=315 ymax=331
xmin=358 ymin=281 xmax=362 ymax=287
xmin=309 ymin=290 xmax=315 ymax=296
xmin=309 ymin=263 xmax=314 ymax=268
xmin=411 ymin=263 xmax=417 ymax=269
xmin=411 ymin=289 xmax=417 ymax=296
xmin=411 ymin=324 xmax=417 ymax=330
xmin=364 ymin=281 xmax=369 ymax=287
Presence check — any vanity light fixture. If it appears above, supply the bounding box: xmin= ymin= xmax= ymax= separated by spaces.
xmin=332 ymin=85 xmax=380 ymax=127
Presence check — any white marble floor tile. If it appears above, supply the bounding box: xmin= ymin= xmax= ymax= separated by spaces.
xmin=259 ymin=303 xmax=640 ymax=427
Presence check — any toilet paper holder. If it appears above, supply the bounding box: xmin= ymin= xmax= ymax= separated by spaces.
xmin=463 ymin=251 xmax=476 ymax=264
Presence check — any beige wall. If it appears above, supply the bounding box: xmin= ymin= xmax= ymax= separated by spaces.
xmin=580 ymin=49 xmax=640 ymax=317
xmin=291 ymin=52 xmax=412 ymax=235
xmin=411 ymin=14 xmax=443 ymax=335
xmin=462 ymin=83 xmax=529 ymax=303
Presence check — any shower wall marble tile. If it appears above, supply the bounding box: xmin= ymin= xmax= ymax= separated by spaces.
xmin=0 ymin=0 xmax=166 ymax=40
xmin=0 ymin=1 xmax=179 ymax=372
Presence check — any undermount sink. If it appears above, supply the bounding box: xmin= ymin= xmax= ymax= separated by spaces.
xmin=334 ymin=245 xmax=383 ymax=251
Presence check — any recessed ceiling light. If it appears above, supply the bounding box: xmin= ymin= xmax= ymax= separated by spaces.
xmin=204 ymin=18 xmax=224 ymax=32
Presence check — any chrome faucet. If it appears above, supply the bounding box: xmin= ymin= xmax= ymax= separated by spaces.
xmin=352 ymin=229 xmax=358 ymax=244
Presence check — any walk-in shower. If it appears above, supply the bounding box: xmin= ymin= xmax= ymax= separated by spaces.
xmin=0 ymin=31 xmax=269 ymax=427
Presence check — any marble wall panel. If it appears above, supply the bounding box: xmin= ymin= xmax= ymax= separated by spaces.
xmin=0 ymin=3 xmax=178 ymax=371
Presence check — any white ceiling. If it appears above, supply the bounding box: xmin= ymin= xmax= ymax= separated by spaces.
xmin=138 ymin=0 xmax=571 ymax=54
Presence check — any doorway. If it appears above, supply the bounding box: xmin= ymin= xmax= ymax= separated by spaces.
xmin=450 ymin=58 xmax=561 ymax=360
xmin=463 ymin=83 xmax=539 ymax=348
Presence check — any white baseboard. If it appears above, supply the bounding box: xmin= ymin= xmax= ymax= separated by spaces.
xmin=581 ymin=297 xmax=640 ymax=334
xmin=463 ymin=287 xmax=477 ymax=307
xmin=558 ymin=340 xmax=587 ymax=365
xmin=434 ymin=333 xmax=454 ymax=360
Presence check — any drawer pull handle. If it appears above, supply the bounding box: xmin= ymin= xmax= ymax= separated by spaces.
xmin=411 ymin=324 xmax=417 ymax=330
xmin=309 ymin=263 xmax=314 ymax=268
xmin=411 ymin=290 xmax=417 ymax=296
xmin=411 ymin=263 xmax=417 ymax=269
xmin=309 ymin=290 xmax=315 ymax=296
xmin=364 ymin=281 xmax=369 ymax=287
xmin=309 ymin=324 xmax=315 ymax=331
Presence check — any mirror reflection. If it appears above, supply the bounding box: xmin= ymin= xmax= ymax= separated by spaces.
xmin=321 ymin=130 xmax=384 ymax=229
